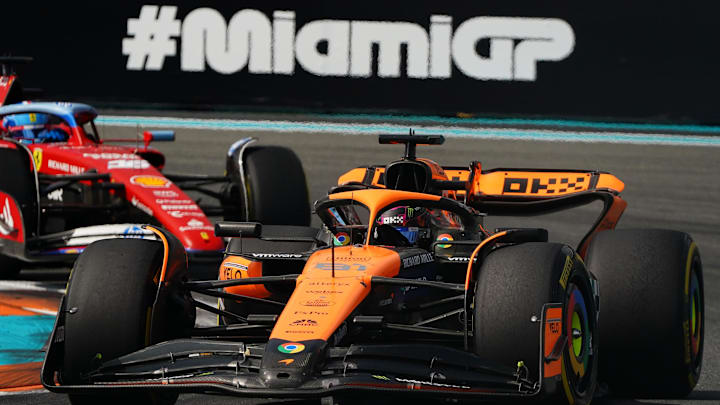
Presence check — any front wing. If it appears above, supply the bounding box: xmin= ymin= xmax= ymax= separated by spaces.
xmin=42 ymin=299 xmax=567 ymax=400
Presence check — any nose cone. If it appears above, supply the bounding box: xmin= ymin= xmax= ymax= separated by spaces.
xmin=259 ymin=339 xmax=326 ymax=388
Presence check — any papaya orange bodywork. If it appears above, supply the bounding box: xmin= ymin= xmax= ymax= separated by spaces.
xmin=577 ymin=195 xmax=627 ymax=258
xmin=337 ymin=165 xmax=624 ymax=200
xmin=270 ymin=245 xmax=401 ymax=342
xmin=464 ymin=231 xmax=508 ymax=291
xmin=416 ymin=158 xmax=448 ymax=182
xmin=145 ymin=225 xmax=169 ymax=284
xmin=337 ymin=168 xmax=369 ymax=185
xmin=219 ymin=256 xmax=271 ymax=298
xmin=468 ymin=170 xmax=624 ymax=198
xmin=543 ymin=306 xmax=563 ymax=378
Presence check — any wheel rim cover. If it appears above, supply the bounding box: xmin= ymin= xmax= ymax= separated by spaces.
xmin=566 ymin=286 xmax=590 ymax=378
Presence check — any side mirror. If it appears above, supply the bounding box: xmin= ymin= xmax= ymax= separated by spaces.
xmin=214 ymin=221 xmax=262 ymax=238
xmin=143 ymin=130 xmax=175 ymax=143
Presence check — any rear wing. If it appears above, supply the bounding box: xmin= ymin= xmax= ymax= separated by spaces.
xmin=336 ymin=162 xmax=626 ymax=256
xmin=336 ymin=163 xmax=624 ymax=198
xmin=0 ymin=56 xmax=34 ymax=106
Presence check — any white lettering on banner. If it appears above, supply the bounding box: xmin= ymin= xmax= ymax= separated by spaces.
xmin=123 ymin=5 xmax=574 ymax=81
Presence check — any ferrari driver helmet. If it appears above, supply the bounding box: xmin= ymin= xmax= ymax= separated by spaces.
xmin=1 ymin=113 xmax=67 ymax=143
xmin=376 ymin=206 xmax=431 ymax=245
xmin=2 ymin=113 xmax=49 ymax=139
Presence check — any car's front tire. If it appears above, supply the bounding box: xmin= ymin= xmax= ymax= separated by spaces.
xmin=474 ymin=242 xmax=598 ymax=405
xmin=61 ymin=238 xmax=183 ymax=405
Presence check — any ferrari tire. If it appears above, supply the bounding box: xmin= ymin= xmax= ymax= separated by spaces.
xmin=474 ymin=242 xmax=598 ymax=405
xmin=585 ymin=229 xmax=703 ymax=397
xmin=0 ymin=255 xmax=22 ymax=279
xmin=243 ymin=145 xmax=310 ymax=226
xmin=62 ymin=238 xmax=179 ymax=405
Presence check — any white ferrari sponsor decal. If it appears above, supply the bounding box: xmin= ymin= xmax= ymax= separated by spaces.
xmin=187 ymin=219 xmax=204 ymax=227
xmin=167 ymin=210 xmax=205 ymax=218
xmin=83 ymin=153 xmax=140 ymax=160
xmin=108 ymin=159 xmax=151 ymax=169
xmin=48 ymin=159 xmax=85 ymax=174
xmin=155 ymin=199 xmax=194 ymax=204
xmin=161 ymin=204 xmax=199 ymax=210
xmin=46 ymin=189 xmax=64 ymax=202
xmin=178 ymin=218 xmax=213 ymax=232
xmin=153 ymin=190 xmax=179 ymax=198
xmin=131 ymin=196 xmax=153 ymax=216
xmin=0 ymin=198 xmax=14 ymax=235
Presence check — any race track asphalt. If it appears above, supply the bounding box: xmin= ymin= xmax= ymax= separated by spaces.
xmin=2 ymin=114 xmax=718 ymax=405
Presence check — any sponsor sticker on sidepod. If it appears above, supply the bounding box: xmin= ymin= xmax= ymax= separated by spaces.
xmin=131 ymin=175 xmax=171 ymax=188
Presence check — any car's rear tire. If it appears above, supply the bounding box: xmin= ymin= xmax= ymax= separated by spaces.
xmin=241 ymin=145 xmax=310 ymax=226
xmin=62 ymin=238 xmax=180 ymax=405
xmin=474 ymin=242 xmax=598 ymax=405
xmin=585 ymin=229 xmax=703 ymax=398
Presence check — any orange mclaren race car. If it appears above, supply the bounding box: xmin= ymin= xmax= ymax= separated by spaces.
xmin=42 ymin=135 xmax=704 ymax=404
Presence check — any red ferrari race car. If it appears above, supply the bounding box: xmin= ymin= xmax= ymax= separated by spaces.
xmin=41 ymin=135 xmax=703 ymax=405
xmin=0 ymin=70 xmax=309 ymax=278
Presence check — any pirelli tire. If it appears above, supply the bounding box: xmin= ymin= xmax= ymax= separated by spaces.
xmin=241 ymin=145 xmax=310 ymax=226
xmin=586 ymin=229 xmax=704 ymax=398
xmin=61 ymin=239 xmax=180 ymax=405
xmin=474 ymin=242 xmax=598 ymax=405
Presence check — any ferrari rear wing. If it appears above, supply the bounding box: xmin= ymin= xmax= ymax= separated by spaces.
xmin=0 ymin=56 xmax=33 ymax=106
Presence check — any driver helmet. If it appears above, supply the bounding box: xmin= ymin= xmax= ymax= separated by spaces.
xmin=3 ymin=112 xmax=51 ymax=127
xmin=1 ymin=113 xmax=67 ymax=143
xmin=376 ymin=206 xmax=431 ymax=244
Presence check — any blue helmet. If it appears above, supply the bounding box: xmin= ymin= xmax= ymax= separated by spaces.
xmin=2 ymin=113 xmax=68 ymax=143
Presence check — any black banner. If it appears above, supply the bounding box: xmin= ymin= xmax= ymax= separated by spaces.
xmin=2 ymin=2 xmax=719 ymax=123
